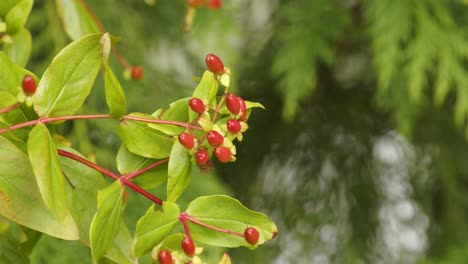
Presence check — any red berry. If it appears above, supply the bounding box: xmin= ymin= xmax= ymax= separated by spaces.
xmin=214 ymin=146 xmax=231 ymax=163
xmin=189 ymin=98 xmax=205 ymax=114
xmin=195 ymin=149 xmax=209 ymax=165
xmin=238 ymin=97 xmax=247 ymax=121
xmin=131 ymin=66 xmax=144 ymax=80
xmin=22 ymin=75 xmax=36 ymax=95
xmin=157 ymin=250 xmax=173 ymax=264
xmin=188 ymin=0 xmax=203 ymax=7
xmin=178 ymin=133 xmax=195 ymax=149
xmin=207 ymin=130 xmax=224 ymax=146
xmin=205 ymin=53 xmax=224 ymax=74
xmin=244 ymin=227 xmax=259 ymax=245
xmin=226 ymin=119 xmax=241 ymax=134
xmin=225 ymin=94 xmax=240 ymax=115
xmin=206 ymin=0 xmax=222 ymax=9
xmin=181 ymin=237 xmax=196 ymax=256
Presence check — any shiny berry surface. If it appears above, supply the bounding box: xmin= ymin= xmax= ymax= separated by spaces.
xmin=22 ymin=75 xmax=37 ymax=95
xmin=205 ymin=53 xmax=224 ymax=74
xmin=226 ymin=119 xmax=241 ymax=134
xmin=131 ymin=66 xmax=144 ymax=80
xmin=189 ymin=98 xmax=205 ymax=114
xmin=244 ymin=227 xmax=259 ymax=245
xmin=207 ymin=130 xmax=224 ymax=146
xmin=181 ymin=237 xmax=196 ymax=256
xmin=157 ymin=250 xmax=173 ymax=264
xmin=195 ymin=149 xmax=210 ymax=165
xmin=178 ymin=133 xmax=195 ymax=149
xmin=214 ymin=146 xmax=231 ymax=163
xmin=225 ymin=94 xmax=240 ymax=115
xmin=238 ymin=97 xmax=247 ymax=121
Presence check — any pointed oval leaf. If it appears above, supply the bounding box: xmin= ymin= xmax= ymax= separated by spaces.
xmin=105 ymin=66 xmax=127 ymax=117
xmin=60 ymin=147 xmax=137 ymax=264
xmin=134 ymin=202 xmax=179 ymax=257
xmin=148 ymin=97 xmax=190 ymax=135
xmin=167 ymin=141 xmax=192 ymax=203
xmin=0 ymin=136 xmax=78 ymax=240
xmin=5 ymin=0 xmax=32 ymax=34
xmin=185 ymin=195 xmax=278 ymax=248
xmin=116 ymin=145 xmax=167 ymax=189
xmin=27 ymin=123 xmax=68 ymax=221
xmin=55 ymin=0 xmax=101 ymax=41
xmin=90 ymin=180 xmax=126 ymax=263
xmin=33 ymin=33 xmax=103 ymax=118
xmin=119 ymin=113 xmax=174 ymax=159
xmin=3 ymin=28 xmax=31 ymax=67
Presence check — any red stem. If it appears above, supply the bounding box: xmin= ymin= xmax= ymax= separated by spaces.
xmin=57 ymin=149 xmax=163 ymax=206
xmin=0 ymin=102 xmax=22 ymax=114
xmin=124 ymin=158 xmax=169 ymax=181
xmin=122 ymin=115 xmax=204 ymax=130
xmin=181 ymin=212 xmax=244 ymax=237
xmin=179 ymin=213 xmax=193 ymax=240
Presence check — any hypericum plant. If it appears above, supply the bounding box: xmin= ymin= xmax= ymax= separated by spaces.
xmin=0 ymin=4 xmax=276 ymax=263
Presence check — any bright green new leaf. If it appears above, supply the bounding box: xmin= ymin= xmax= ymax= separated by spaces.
xmin=134 ymin=202 xmax=180 ymax=256
xmin=104 ymin=66 xmax=127 ymax=117
xmin=3 ymin=28 xmax=31 ymax=67
xmin=27 ymin=123 xmax=68 ymax=221
xmin=185 ymin=195 xmax=278 ymax=248
xmin=148 ymin=97 xmax=190 ymax=135
xmin=33 ymin=33 xmax=103 ymax=118
xmin=0 ymin=50 xmax=37 ymax=96
xmin=60 ymin=147 xmax=137 ymax=264
xmin=116 ymin=145 xmax=167 ymax=189
xmin=0 ymin=136 xmax=78 ymax=240
xmin=0 ymin=0 xmax=19 ymax=17
xmin=5 ymin=0 xmax=32 ymax=34
xmin=55 ymin=0 xmax=101 ymax=41
xmin=167 ymin=141 xmax=192 ymax=203
xmin=119 ymin=113 xmax=174 ymax=159
xmin=189 ymin=70 xmax=218 ymax=121
xmin=90 ymin=180 xmax=126 ymax=263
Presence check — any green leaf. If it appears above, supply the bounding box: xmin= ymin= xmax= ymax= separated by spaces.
xmin=104 ymin=66 xmax=127 ymax=117
xmin=0 ymin=50 xmax=37 ymax=96
xmin=151 ymin=233 xmax=185 ymax=258
xmin=116 ymin=145 xmax=167 ymax=189
xmin=60 ymin=147 xmax=136 ymax=264
xmin=167 ymin=141 xmax=192 ymax=203
xmin=27 ymin=123 xmax=68 ymax=221
xmin=0 ymin=0 xmax=19 ymax=17
xmin=185 ymin=195 xmax=278 ymax=248
xmin=134 ymin=202 xmax=180 ymax=257
xmin=0 ymin=136 xmax=78 ymax=240
xmin=5 ymin=0 xmax=33 ymax=34
xmin=33 ymin=33 xmax=103 ymax=118
xmin=89 ymin=180 xmax=126 ymax=263
xmin=55 ymin=0 xmax=101 ymax=41
xmin=148 ymin=97 xmax=190 ymax=135
xmin=244 ymin=101 xmax=265 ymax=110
xmin=119 ymin=113 xmax=174 ymax=159
xmin=190 ymin=70 xmax=218 ymax=121
xmin=0 ymin=220 xmax=29 ymax=264
xmin=3 ymin=28 xmax=31 ymax=67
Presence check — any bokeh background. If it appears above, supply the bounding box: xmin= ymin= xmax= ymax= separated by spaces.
xmin=26 ymin=0 xmax=468 ymax=263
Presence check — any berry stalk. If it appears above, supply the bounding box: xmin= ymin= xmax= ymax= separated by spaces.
xmin=180 ymin=212 xmax=244 ymax=237
xmin=0 ymin=102 xmax=22 ymax=114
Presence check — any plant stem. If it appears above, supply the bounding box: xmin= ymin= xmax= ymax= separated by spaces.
xmin=0 ymin=102 xmax=22 ymax=114
xmin=122 ymin=115 xmax=204 ymax=130
xmin=181 ymin=212 xmax=244 ymax=237
xmin=179 ymin=213 xmax=193 ymax=240
xmin=124 ymin=158 xmax=169 ymax=181
xmin=57 ymin=149 xmax=163 ymax=206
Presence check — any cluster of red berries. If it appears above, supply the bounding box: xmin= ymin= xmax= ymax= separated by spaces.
xmin=156 ymin=227 xmax=259 ymax=263
xmin=179 ymin=90 xmax=248 ymax=165
xmin=187 ymin=0 xmax=222 ymax=9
